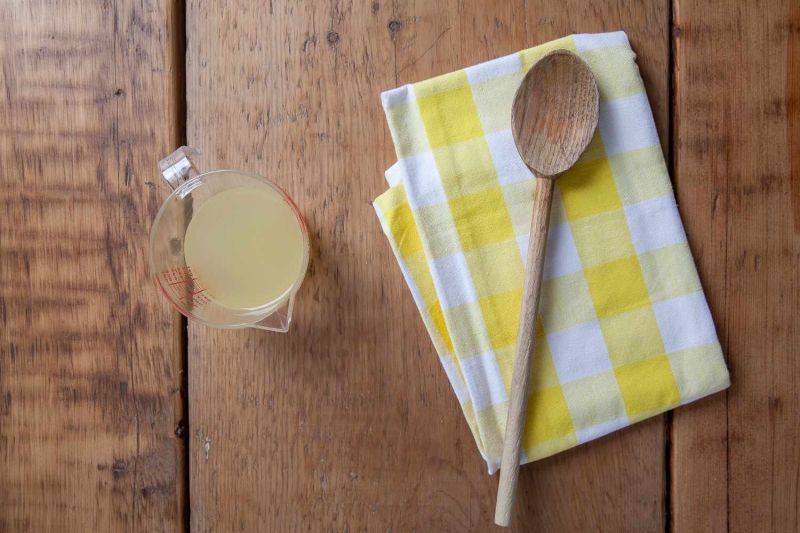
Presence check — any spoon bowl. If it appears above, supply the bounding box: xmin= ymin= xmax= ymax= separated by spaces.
xmin=511 ymin=49 xmax=599 ymax=178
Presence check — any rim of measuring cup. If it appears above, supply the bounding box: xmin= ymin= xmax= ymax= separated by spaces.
xmin=149 ymin=169 xmax=311 ymax=329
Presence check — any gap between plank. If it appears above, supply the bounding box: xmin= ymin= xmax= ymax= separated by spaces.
xmin=170 ymin=0 xmax=190 ymax=528
xmin=666 ymin=0 xmax=676 ymax=531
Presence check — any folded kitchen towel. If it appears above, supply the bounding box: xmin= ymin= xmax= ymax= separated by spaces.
xmin=373 ymin=31 xmax=730 ymax=474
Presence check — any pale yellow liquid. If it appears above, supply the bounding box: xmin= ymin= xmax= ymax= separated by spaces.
xmin=184 ymin=186 xmax=305 ymax=311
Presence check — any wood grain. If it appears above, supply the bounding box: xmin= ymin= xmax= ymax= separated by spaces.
xmin=671 ymin=0 xmax=800 ymax=531
xmin=0 ymin=1 xmax=186 ymax=531
xmin=186 ymin=1 xmax=669 ymax=532
xmin=185 ymin=2 xmax=451 ymax=531
xmin=2 ymin=0 xmax=798 ymax=531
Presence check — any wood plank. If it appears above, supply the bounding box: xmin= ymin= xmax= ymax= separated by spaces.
xmin=669 ymin=1 xmax=729 ymax=529
xmin=0 ymin=1 xmax=186 ymax=531
xmin=186 ymin=0 xmax=668 ymax=531
xmin=185 ymin=2 xmax=472 ymax=530
xmin=671 ymin=0 xmax=800 ymax=531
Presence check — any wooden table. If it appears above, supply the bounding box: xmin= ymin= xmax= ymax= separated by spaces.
xmin=1 ymin=0 xmax=797 ymax=531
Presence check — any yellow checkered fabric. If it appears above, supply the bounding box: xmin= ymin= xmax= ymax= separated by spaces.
xmin=373 ymin=32 xmax=730 ymax=474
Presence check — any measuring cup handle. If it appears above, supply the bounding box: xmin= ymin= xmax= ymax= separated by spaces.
xmin=158 ymin=146 xmax=202 ymax=190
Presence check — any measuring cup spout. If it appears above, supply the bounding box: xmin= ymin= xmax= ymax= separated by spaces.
xmin=158 ymin=146 xmax=202 ymax=190
xmin=249 ymin=294 xmax=296 ymax=332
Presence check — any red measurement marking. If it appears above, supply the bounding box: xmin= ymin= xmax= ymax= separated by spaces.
xmin=193 ymin=293 xmax=212 ymax=306
xmin=159 ymin=267 xmax=211 ymax=309
xmin=180 ymin=288 xmax=206 ymax=300
xmin=168 ymin=277 xmax=198 ymax=286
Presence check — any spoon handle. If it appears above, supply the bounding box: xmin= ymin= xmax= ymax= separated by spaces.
xmin=495 ymin=176 xmax=555 ymax=527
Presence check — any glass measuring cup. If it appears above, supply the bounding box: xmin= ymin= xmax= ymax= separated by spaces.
xmin=150 ymin=147 xmax=310 ymax=332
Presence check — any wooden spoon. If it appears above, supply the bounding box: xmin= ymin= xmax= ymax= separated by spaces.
xmin=495 ymin=49 xmax=599 ymax=527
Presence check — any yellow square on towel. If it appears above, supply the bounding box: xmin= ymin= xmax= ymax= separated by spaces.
xmin=479 ymin=288 xmax=523 ymax=349
xmin=465 ymin=238 xmax=525 ymax=298
xmin=615 ymin=356 xmax=681 ymax=418
xmin=600 ymin=306 xmax=666 ymax=366
xmin=559 ymin=157 xmax=622 ymax=220
xmin=418 ymin=83 xmax=484 ymax=149
xmin=384 ymin=202 xmax=424 ymax=258
xmin=571 ymin=209 xmax=637 ymax=268
xmin=585 ymin=256 xmax=650 ymax=318
xmin=434 ymin=137 xmax=499 ymax=198
xmin=449 ymin=188 xmax=515 ymax=251
xmin=522 ymin=386 xmax=575 ymax=448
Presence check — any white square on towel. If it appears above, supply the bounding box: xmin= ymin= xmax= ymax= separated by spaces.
xmin=653 ymin=292 xmax=718 ymax=354
xmin=461 ymin=351 xmax=507 ymax=411
xmin=401 ymin=152 xmax=448 ymax=209
xmin=430 ymin=252 xmax=478 ymax=309
xmin=543 ymin=222 xmax=583 ymax=280
xmin=440 ymin=354 xmax=470 ymax=405
xmin=624 ymin=195 xmax=687 ymax=253
xmin=486 ymin=129 xmax=533 ymax=186
xmin=466 ymin=53 xmax=522 ymax=85
xmin=574 ymin=31 xmax=630 ymax=52
xmin=547 ymin=320 xmax=612 ymax=383
xmin=599 ymin=93 xmax=660 ymax=156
